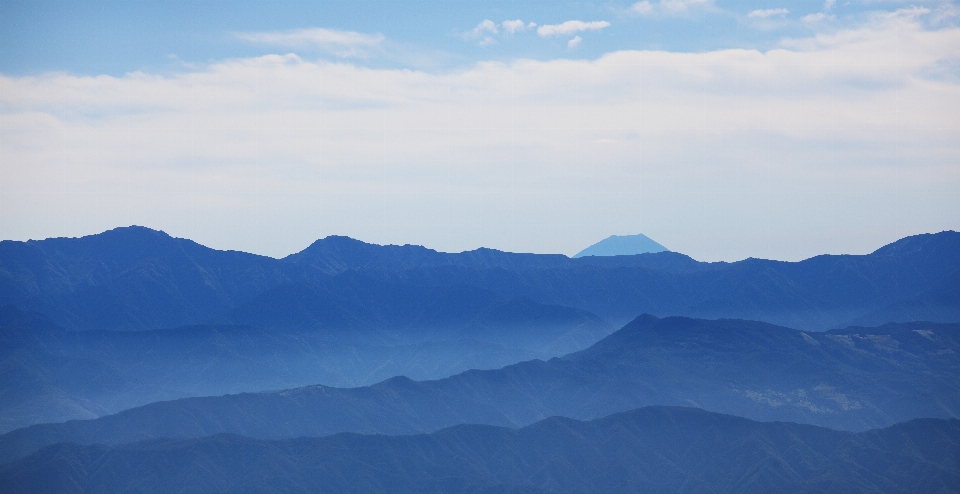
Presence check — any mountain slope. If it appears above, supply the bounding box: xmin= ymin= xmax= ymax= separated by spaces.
xmin=3 ymin=315 xmax=957 ymax=464
xmin=269 ymin=230 xmax=960 ymax=330
xmin=0 ymin=226 xmax=295 ymax=331
xmin=3 ymin=228 xmax=958 ymax=332
xmin=222 ymin=275 xmax=613 ymax=351
xmin=573 ymin=233 xmax=669 ymax=257
xmin=848 ymin=268 xmax=960 ymax=327
xmin=285 ymin=235 xmax=574 ymax=273
xmin=2 ymin=407 xmax=958 ymax=494
xmin=0 ymin=306 xmax=561 ymax=433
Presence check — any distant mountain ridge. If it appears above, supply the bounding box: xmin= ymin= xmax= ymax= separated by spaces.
xmin=4 ymin=228 xmax=959 ymax=492
xmin=0 ymin=226 xmax=294 ymax=331
xmin=286 ymin=235 xmax=572 ymax=273
xmin=573 ymin=233 xmax=669 ymax=257
xmin=3 ymin=406 xmax=957 ymax=494
xmin=0 ymin=303 xmax=602 ymax=433
xmin=1 ymin=227 xmax=958 ymax=332
xmin=3 ymin=315 xmax=957 ymax=464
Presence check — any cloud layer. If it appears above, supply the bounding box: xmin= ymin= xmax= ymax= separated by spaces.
xmin=536 ymin=20 xmax=610 ymax=36
xmin=2 ymin=9 xmax=959 ymax=260
xmin=631 ymin=0 xmax=715 ymax=17
xmin=237 ymin=28 xmax=384 ymax=58
xmin=748 ymin=8 xmax=789 ymax=19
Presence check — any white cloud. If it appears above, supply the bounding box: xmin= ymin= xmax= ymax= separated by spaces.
xmin=568 ymin=36 xmax=583 ymax=48
xmin=802 ymin=12 xmax=831 ymax=23
xmin=931 ymin=4 xmax=960 ymax=24
xmin=748 ymin=8 xmax=789 ymax=19
xmin=236 ymin=28 xmax=384 ymax=58
xmin=537 ymin=20 xmax=610 ymax=36
xmin=631 ymin=0 xmax=715 ymax=17
xmin=471 ymin=19 xmax=499 ymax=36
xmin=502 ymin=19 xmax=525 ymax=33
xmin=463 ymin=20 xmax=500 ymax=46
xmin=802 ymin=0 xmax=852 ymax=25
xmin=884 ymin=6 xmax=931 ymax=20
xmin=631 ymin=1 xmax=654 ymax=15
xmin=502 ymin=19 xmax=536 ymax=33
xmin=3 ymin=11 xmax=959 ymax=260
xmin=660 ymin=0 xmax=713 ymax=15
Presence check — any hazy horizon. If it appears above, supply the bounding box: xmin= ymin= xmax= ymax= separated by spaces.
xmin=4 ymin=224 xmax=954 ymax=264
xmin=2 ymin=0 xmax=959 ymax=262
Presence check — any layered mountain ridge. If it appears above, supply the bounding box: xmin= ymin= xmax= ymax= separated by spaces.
xmin=3 ymin=406 xmax=958 ymax=494
xmin=2 ymin=228 xmax=959 ymax=492
xmin=0 ymin=304 xmax=597 ymax=433
xmin=3 ymin=314 xmax=957 ymax=465
xmin=2 ymin=227 xmax=958 ymax=333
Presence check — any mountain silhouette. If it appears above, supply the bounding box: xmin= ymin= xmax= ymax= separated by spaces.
xmin=3 ymin=315 xmax=957 ymax=464
xmin=2 ymin=228 xmax=957 ymax=333
xmin=0 ymin=226 xmax=294 ymax=331
xmin=0 ymin=304 xmax=584 ymax=433
xmin=2 ymin=229 xmax=959 ymax=492
xmin=2 ymin=406 xmax=957 ymax=494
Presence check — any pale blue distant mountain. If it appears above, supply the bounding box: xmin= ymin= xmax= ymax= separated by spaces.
xmin=573 ymin=234 xmax=669 ymax=258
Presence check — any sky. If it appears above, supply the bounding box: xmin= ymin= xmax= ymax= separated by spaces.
xmin=1 ymin=0 xmax=959 ymax=261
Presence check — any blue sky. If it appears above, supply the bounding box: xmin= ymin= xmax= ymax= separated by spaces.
xmin=2 ymin=0 xmax=927 ymax=74
xmin=2 ymin=0 xmax=959 ymax=260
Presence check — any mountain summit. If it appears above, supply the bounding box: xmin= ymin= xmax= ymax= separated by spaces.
xmin=573 ymin=234 xmax=669 ymax=257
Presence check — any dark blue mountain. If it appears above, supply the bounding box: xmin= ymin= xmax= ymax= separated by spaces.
xmin=850 ymin=267 xmax=960 ymax=327
xmin=0 ymin=305 xmax=564 ymax=433
xmin=286 ymin=235 xmax=573 ymax=272
xmin=0 ymin=228 xmax=616 ymax=431
xmin=3 ymin=228 xmax=957 ymax=492
xmin=3 ymin=315 xmax=957 ymax=464
xmin=2 ymin=406 xmax=958 ymax=494
xmin=219 ymin=277 xmax=612 ymax=351
xmin=3 ymin=227 xmax=957 ymax=333
xmin=0 ymin=226 xmax=295 ymax=331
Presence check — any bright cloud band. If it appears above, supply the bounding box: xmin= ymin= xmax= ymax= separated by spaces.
xmin=1 ymin=9 xmax=958 ymax=260
xmin=536 ymin=20 xmax=610 ymax=36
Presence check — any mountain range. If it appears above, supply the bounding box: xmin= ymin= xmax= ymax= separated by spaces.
xmin=2 ymin=406 xmax=957 ymax=494
xmin=2 ymin=227 xmax=958 ymax=335
xmin=3 ymin=314 xmax=957 ymax=465
xmin=5 ymin=227 xmax=956 ymax=431
xmin=1 ymin=304 xmax=587 ymax=433
xmin=2 ymin=227 xmax=960 ymax=492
